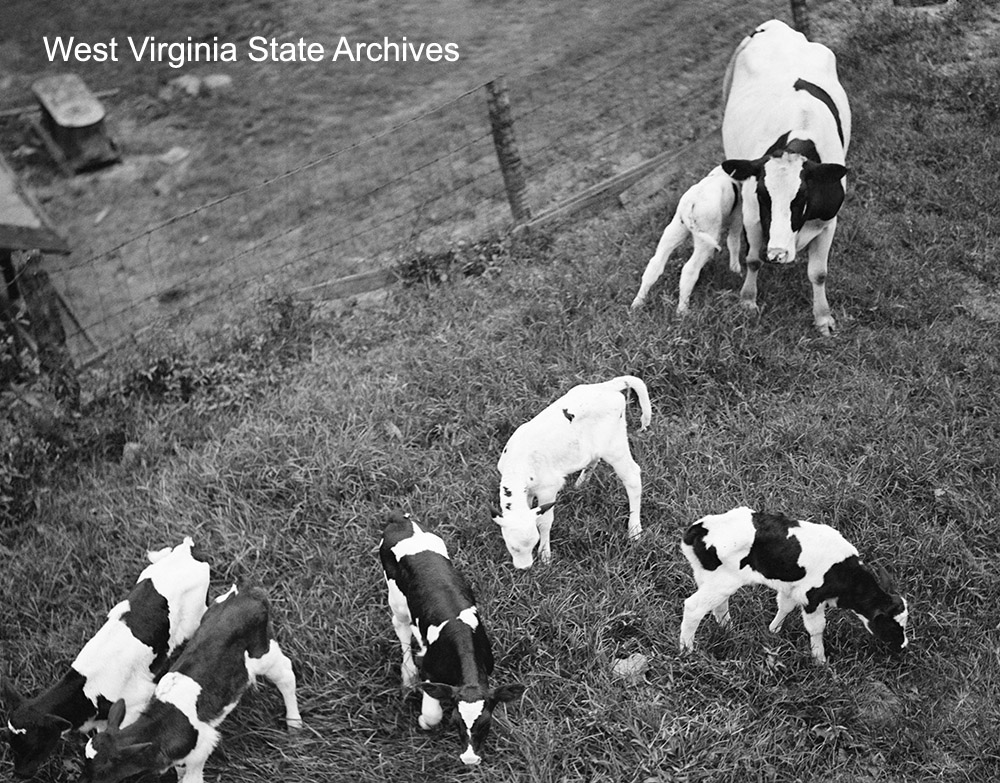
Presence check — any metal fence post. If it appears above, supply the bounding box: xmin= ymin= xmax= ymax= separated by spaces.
xmin=485 ymin=78 xmax=532 ymax=224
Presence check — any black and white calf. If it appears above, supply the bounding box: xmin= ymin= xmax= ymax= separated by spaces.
xmin=82 ymin=585 xmax=301 ymax=783
xmin=679 ymin=507 xmax=908 ymax=663
xmin=494 ymin=375 xmax=652 ymax=569
xmin=2 ymin=537 xmax=210 ymax=778
xmin=720 ymin=19 xmax=851 ymax=334
xmin=380 ymin=512 xmax=524 ymax=766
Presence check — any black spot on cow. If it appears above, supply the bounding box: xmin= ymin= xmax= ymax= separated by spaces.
xmin=502 ymin=487 xmax=512 ymax=498
xmin=562 ymin=408 xmax=575 ymax=422
xmin=739 ymin=511 xmax=806 ymax=581
xmin=793 ymin=78 xmax=845 ymax=148
xmin=683 ymin=522 xmax=722 ymax=570
xmin=121 ymin=579 xmax=171 ymax=670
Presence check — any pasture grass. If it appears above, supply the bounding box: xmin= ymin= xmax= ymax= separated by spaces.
xmin=3 ymin=3 xmax=1000 ymax=782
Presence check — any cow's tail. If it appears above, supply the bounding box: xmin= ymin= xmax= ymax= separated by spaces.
xmin=617 ymin=375 xmax=652 ymax=431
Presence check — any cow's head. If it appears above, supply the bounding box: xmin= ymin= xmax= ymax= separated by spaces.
xmin=491 ymin=501 xmax=555 ymax=569
xmin=2 ymin=680 xmax=73 ymax=778
xmin=723 ymin=133 xmax=847 ymax=265
xmin=419 ymin=682 xmax=526 ymax=765
xmin=82 ymin=700 xmax=166 ymax=783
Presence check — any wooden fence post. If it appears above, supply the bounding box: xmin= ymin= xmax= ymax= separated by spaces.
xmin=790 ymin=0 xmax=811 ymax=38
xmin=485 ymin=78 xmax=531 ymax=224
xmin=15 ymin=250 xmax=80 ymax=407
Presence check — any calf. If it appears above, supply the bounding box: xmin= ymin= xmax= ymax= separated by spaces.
xmin=82 ymin=585 xmax=302 ymax=783
xmin=380 ymin=512 xmax=524 ymax=766
xmin=720 ymin=19 xmax=851 ymax=334
xmin=630 ymin=166 xmax=741 ymax=314
xmin=679 ymin=506 xmax=908 ymax=663
xmin=2 ymin=537 xmax=210 ymax=778
xmin=494 ymin=375 xmax=652 ymax=569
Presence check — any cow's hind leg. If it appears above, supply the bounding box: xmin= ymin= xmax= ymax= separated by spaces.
xmin=246 ymin=639 xmax=303 ymax=730
xmin=677 ymin=239 xmax=717 ymax=315
xmin=632 ymin=214 xmax=688 ymax=309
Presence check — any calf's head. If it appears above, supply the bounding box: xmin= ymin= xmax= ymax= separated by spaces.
xmin=419 ymin=682 xmax=525 ymax=765
xmin=82 ymin=700 xmax=167 ymax=783
xmin=491 ymin=501 xmax=554 ymax=569
xmin=723 ymin=134 xmax=847 ymax=265
xmin=2 ymin=681 xmax=73 ymax=779
xmin=856 ymin=566 xmax=909 ymax=656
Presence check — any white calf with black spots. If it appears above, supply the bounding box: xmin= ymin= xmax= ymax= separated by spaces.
xmin=494 ymin=375 xmax=652 ymax=569
xmin=720 ymin=19 xmax=851 ymax=335
xmin=679 ymin=506 xmax=909 ymax=664
xmin=380 ymin=512 xmax=524 ymax=766
xmin=2 ymin=537 xmax=210 ymax=779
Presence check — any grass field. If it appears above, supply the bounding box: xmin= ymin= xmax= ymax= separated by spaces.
xmin=3 ymin=1 xmax=1000 ymax=782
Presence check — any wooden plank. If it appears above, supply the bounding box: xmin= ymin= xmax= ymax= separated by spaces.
xmin=523 ymin=128 xmax=721 ymax=231
xmin=0 ymin=151 xmax=71 ymax=253
xmin=0 ymin=223 xmax=71 ymax=255
xmin=294 ymin=267 xmax=398 ymax=301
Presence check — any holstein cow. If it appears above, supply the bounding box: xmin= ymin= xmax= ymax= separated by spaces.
xmin=679 ymin=507 xmax=909 ymax=664
xmin=494 ymin=375 xmax=652 ymax=569
xmin=380 ymin=512 xmax=524 ymax=766
xmin=82 ymin=585 xmax=302 ymax=783
xmin=721 ymin=19 xmax=851 ymax=335
xmin=2 ymin=538 xmax=210 ymax=778
xmin=630 ymin=165 xmax=741 ymax=313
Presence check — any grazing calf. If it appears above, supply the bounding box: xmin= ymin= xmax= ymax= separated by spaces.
xmin=720 ymin=19 xmax=851 ymax=334
xmin=494 ymin=375 xmax=652 ymax=569
xmin=82 ymin=585 xmax=302 ymax=783
xmin=630 ymin=166 xmax=741 ymax=313
xmin=679 ymin=507 xmax=909 ymax=663
xmin=380 ymin=512 xmax=524 ymax=766
xmin=2 ymin=538 xmax=210 ymax=778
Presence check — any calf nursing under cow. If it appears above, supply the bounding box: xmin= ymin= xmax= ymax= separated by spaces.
xmin=634 ymin=19 xmax=851 ymax=335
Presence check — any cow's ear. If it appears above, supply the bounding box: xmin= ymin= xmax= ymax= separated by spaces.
xmin=492 ymin=683 xmax=526 ymax=703
xmin=722 ymin=158 xmax=761 ymax=181
xmin=535 ymin=501 xmax=555 ymax=516
xmin=806 ymin=162 xmax=848 ymax=183
xmin=1 ymin=678 xmax=25 ymax=710
xmin=419 ymin=682 xmax=456 ymax=701
xmin=106 ymin=699 xmax=128 ymax=733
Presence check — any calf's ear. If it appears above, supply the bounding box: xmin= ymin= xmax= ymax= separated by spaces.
xmin=419 ymin=682 xmax=456 ymax=702
xmin=1 ymin=678 xmax=25 ymax=710
xmin=535 ymin=501 xmax=555 ymax=516
xmin=106 ymin=699 xmax=128 ymax=733
xmin=44 ymin=714 xmax=73 ymax=733
xmin=722 ymin=158 xmax=762 ymax=181
xmin=492 ymin=683 xmax=526 ymax=703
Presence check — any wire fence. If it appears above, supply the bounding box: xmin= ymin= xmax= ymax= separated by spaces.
xmin=32 ymin=0 xmax=788 ymax=372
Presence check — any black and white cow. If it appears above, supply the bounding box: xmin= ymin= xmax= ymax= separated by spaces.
xmin=720 ymin=19 xmax=851 ymax=335
xmin=82 ymin=585 xmax=302 ymax=783
xmin=2 ymin=538 xmax=210 ymax=778
xmin=493 ymin=375 xmax=652 ymax=569
xmin=679 ymin=507 xmax=909 ymax=664
xmin=380 ymin=512 xmax=524 ymax=766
